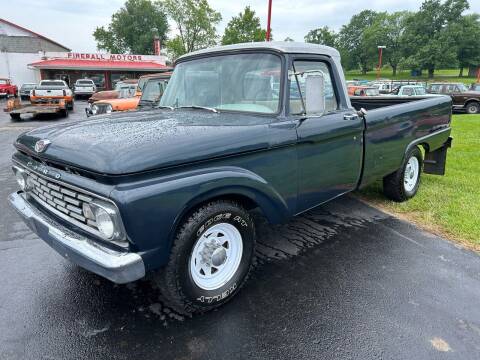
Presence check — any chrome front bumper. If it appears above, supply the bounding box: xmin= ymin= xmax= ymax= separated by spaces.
xmin=8 ymin=191 xmax=145 ymax=284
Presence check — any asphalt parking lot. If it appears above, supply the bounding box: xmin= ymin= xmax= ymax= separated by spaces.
xmin=0 ymin=98 xmax=479 ymax=360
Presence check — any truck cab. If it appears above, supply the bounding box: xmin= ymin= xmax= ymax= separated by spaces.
xmin=427 ymin=82 xmax=480 ymax=113
xmin=9 ymin=42 xmax=452 ymax=315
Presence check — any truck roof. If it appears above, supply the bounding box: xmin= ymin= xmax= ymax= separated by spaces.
xmin=177 ymin=42 xmax=340 ymax=63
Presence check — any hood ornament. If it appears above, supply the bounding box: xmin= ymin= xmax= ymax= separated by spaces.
xmin=34 ymin=139 xmax=51 ymax=153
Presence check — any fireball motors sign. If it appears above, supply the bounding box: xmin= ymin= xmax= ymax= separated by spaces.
xmin=67 ymin=53 xmax=144 ymax=61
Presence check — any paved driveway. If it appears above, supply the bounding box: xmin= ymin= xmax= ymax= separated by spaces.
xmin=0 ymin=99 xmax=479 ymax=359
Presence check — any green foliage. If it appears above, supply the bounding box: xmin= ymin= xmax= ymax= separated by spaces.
xmin=306 ymin=0 xmax=478 ymax=77
xmin=221 ymin=6 xmax=267 ymax=45
xmin=163 ymin=0 xmax=221 ymax=60
xmin=338 ymin=10 xmax=384 ymax=74
xmin=399 ymin=0 xmax=469 ymax=77
xmin=304 ymin=26 xmax=337 ymax=47
xmin=93 ymin=0 xmax=168 ymax=54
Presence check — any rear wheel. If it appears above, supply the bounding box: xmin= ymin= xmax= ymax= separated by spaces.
xmin=68 ymin=101 xmax=74 ymax=111
xmin=466 ymin=101 xmax=480 ymax=114
xmin=383 ymin=146 xmax=423 ymax=202
xmin=153 ymin=200 xmax=256 ymax=315
xmin=60 ymin=108 xmax=69 ymax=117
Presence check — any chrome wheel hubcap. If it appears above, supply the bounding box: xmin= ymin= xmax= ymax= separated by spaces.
xmin=190 ymin=223 xmax=243 ymax=290
xmin=404 ymin=156 xmax=419 ymax=192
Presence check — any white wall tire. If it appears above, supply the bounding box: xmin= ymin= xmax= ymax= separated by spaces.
xmin=383 ymin=146 xmax=423 ymax=202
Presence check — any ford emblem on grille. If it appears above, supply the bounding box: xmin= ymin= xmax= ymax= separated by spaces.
xmin=34 ymin=139 xmax=51 ymax=153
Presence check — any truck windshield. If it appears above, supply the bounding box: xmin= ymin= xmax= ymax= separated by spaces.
xmin=141 ymin=79 xmax=167 ymax=103
xmin=160 ymin=53 xmax=282 ymax=114
xmin=0 ymin=79 xmax=7 ymax=85
xmin=40 ymin=81 xmax=65 ymax=86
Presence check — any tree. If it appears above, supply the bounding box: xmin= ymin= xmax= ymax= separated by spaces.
xmin=338 ymin=10 xmax=383 ymax=74
xmin=400 ymin=0 xmax=470 ymax=78
xmin=304 ymin=26 xmax=337 ymax=47
xmin=93 ymin=0 xmax=168 ymax=54
xmin=363 ymin=11 xmax=412 ymax=76
xmin=221 ymin=6 xmax=267 ymax=45
xmin=163 ymin=0 xmax=221 ymax=60
xmin=448 ymin=14 xmax=480 ymax=76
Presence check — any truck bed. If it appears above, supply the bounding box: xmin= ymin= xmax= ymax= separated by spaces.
xmin=353 ymin=95 xmax=452 ymax=187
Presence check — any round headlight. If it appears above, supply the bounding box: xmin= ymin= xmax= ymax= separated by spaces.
xmin=91 ymin=104 xmax=98 ymax=115
xmin=15 ymin=171 xmax=26 ymax=190
xmin=105 ymin=104 xmax=113 ymax=113
xmin=95 ymin=207 xmax=115 ymax=239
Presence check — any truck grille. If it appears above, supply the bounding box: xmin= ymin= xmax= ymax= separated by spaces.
xmin=25 ymin=170 xmax=100 ymax=233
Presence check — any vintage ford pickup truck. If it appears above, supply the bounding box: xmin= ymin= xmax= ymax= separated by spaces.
xmin=9 ymin=42 xmax=452 ymax=314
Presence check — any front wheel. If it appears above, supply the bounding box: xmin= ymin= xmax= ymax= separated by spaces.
xmin=383 ymin=146 xmax=423 ymax=202
xmin=154 ymin=200 xmax=256 ymax=315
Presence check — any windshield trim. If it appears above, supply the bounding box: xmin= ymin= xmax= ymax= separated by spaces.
xmin=168 ymin=50 xmax=285 ymax=118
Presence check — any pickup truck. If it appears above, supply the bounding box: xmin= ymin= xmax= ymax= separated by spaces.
xmin=73 ymin=79 xmax=96 ymax=99
xmin=31 ymin=80 xmax=74 ymax=110
xmin=8 ymin=42 xmax=452 ymax=315
xmin=427 ymin=82 xmax=480 ymax=114
xmin=0 ymin=78 xmax=18 ymax=97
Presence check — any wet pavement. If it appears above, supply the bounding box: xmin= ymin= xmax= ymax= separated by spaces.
xmin=0 ymin=99 xmax=479 ymax=359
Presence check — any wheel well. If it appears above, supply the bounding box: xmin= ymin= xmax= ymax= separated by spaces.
xmin=465 ymin=100 xmax=479 ymax=106
xmin=172 ymin=194 xmax=263 ymax=239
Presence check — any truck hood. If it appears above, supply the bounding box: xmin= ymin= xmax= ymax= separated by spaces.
xmin=15 ymin=109 xmax=271 ymax=175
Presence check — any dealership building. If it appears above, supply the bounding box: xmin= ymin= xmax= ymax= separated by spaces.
xmin=1 ymin=18 xmax=170 ymax=90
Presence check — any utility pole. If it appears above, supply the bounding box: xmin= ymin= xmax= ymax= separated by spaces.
xmin=377 ymin=46 xmax=386 ymax=80
xmin=266 ymin=0 xmax=272 ymax=41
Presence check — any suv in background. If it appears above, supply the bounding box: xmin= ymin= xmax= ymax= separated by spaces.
xmin=73 ymin=79 xmax=96 ymax=99
xmin=427 ymin=82 xmax=480 ymax=114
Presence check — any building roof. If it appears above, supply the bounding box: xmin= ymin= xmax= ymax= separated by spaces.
xmin=29 ymin=59 xmax=172 ymax=72
xmin=0 ymin=18 xmax=70 ymax=51
xmin=178 ymin=41 xmax=340 ymax=63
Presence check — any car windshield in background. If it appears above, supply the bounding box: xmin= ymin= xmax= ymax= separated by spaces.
xmin=41 ymin=81 xmax=65 ymax=86
xmin=142 ymin=80 xmax=167 ymax=103
xmin=160 ymin=53 xmax=282 ymax=114
xmin=365 ymin=88 xmax=379 ymax=96
xmin=77 ymin=80 xmax=93 ymax=85
xmin=21 ymin=84 xmax=35 ymax=89
xmin=0 ymin=80 xmax=7 ymax=85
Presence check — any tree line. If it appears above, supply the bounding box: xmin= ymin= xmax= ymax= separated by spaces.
xmin=305 ymin=0 xmax=480 ymax=77
xmin=93 ymin=0 xmax=480 ymax=78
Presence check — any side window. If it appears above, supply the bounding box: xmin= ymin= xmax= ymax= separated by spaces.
xmin=289 ymin=60 xmax=338 ymax=115
xmin=445 ymin=85 xmax=456 ymax=93
xmin=403 ymin=88 xmax=413 ymax=96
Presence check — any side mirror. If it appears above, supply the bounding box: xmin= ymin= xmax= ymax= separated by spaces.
xmin=305 ymin=75 xmax=325 ymax=115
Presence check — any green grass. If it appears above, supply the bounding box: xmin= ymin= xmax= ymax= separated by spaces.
xmin=357 ymin=114 xmax=480 ymax=249
xmin=345 ymin=68 xmax=477 ymax=85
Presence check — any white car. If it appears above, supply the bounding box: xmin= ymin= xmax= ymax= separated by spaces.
xmin=73 ymin=79 xmax=96 ymax=98
xmin=396 ymin=85 xmax=437 ymax=97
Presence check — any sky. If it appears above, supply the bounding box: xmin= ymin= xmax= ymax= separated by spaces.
xmin=3 ymin=0 xmax=480 ymax=53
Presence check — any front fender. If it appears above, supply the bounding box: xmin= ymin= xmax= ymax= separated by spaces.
xmin=110 ymin=166 xmax=292 ymax=270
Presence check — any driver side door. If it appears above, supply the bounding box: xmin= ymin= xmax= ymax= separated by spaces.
xmin=290 ymin=58 xmax=364 ymax=213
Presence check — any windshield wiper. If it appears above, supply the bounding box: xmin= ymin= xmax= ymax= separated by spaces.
xmin=176 ymin=105 xmax=218 ymax=113
xmin=155 ymin=105 xmax=174 ymax=110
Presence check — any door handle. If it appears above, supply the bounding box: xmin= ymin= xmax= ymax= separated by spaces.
xmin=343 ymin=113 xmax=359 ymax=121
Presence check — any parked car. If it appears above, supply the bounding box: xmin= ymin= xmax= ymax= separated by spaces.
xmin=0 ymin=78 xmax=18 ymax=97
xmin=9 ymin=42 xmax=452 ymax=314
xmin=87 ymin=79 xmax=138 ymax=104
xmin=19 ymin=83 xmax=36 ymax=100
xmin=427 ymin=82 xmax=480 ymax=114
xmin=394 ymin=85 xmax=431 ymax=96
xmin=371 ymin=81 xmax=394 ymax=94
xmin=30 ymin=80 xmax=74 ymax=110
xmin=86 ymin=83 xmax=139 ymax=116
xmin=137 ymin=73 xmax=171 ymax=110
xmin=348 ymin=86 xmax=380 ymax=96
xmin=73 ymin=79 xmax=96 ymax=99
